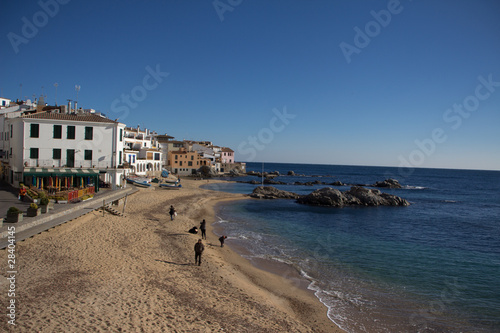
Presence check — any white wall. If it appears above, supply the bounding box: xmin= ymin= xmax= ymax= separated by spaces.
xmin=3 ymin=116 xmax=126 ymax=187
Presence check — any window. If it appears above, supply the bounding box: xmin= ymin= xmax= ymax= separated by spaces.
xmin=191 ymin=155 xmax=194 ymax=160
xmin=10 ymin=125 xmax=12 ymax=138
xmin=67 ymin=126 xmax=75 ymax=139
xmin=119 ymin=129 xmax=123 ymax=142
xmin=84 ymin=150 xmax=92 ymax=160
xmin=119 ymin=151 xmax=122 ymax=165
xmin=53 ymin=149 xmax=61 ymax=159
xmin=30 ymin=124 xmax=39 ymax=138
xmin=179 ymin=161 xmax=183 ymax=166
xmin=175 ymin=155 xmax=178 ymax=160
xmin=132 ymin=155 xmax=136 ymax=163
xmin=188 ymin=161 xmax=192 ymax=166
xmin=66 ymin=149 xmax=75 ymax=167
xmin=84 ymin=127 xmax=93 ymax=140
xmin=53 ymin=125 xmax=62 ymax=139
xmin=154 ymin=153 xmax=160 ymax=161
xmin=30 ymin=148 xmax=39 ymax=159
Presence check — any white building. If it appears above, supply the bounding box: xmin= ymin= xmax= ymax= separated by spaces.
xmin=1 ymin=112 xmax=126 ymax=190
xmin=0 ymin=98 xmax=11 ymax=108
xmin=155 ymin=134 xmax=175 ymax=168
xmin=123 ymin=126 xmax=162 ymax=176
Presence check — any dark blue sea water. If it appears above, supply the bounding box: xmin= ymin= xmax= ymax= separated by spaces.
xmin=204 ymin=163 xmax=500 ymax=333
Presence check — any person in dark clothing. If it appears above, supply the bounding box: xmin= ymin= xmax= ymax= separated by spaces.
xmin=169 ymin=205 xmax=176 ymax=221
xmin=188 ymin=226 xmax=198 ymax=234
xmin=219 ymin=235 xmax=227 ymax=247
xmin=200 ymin=219 xmax=207 ymax=239
xmin=194 ymin=239 xmax=204 ymax=266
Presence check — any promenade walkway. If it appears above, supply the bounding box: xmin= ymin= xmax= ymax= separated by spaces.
xmin=0 ymin=184 xmax=138 ymax=249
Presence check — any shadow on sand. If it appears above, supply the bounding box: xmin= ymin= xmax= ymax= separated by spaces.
xmin=155 ymin=259 xmax=192 ymax=266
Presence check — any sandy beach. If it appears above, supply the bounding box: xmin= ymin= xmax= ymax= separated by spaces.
xmin=1 ymin=179 xmax=343 ymax=332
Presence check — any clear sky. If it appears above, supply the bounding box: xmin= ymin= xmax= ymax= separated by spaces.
xmin=1 ymin=0 xmax=499 ymax=170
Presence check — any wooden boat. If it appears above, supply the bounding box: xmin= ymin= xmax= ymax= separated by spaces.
xmin=126 ymin=177 xmax=151 ymax=187
xmin=163 ymin=178 xmax=180 ymax=184
xmin=159 ymin=182 xmax=182 ymax=190
xmin=161 ymin=169 xmax=170 ymax=178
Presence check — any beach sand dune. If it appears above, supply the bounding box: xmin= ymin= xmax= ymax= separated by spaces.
xmin=0 ymin=179 xmax=343 ymax=332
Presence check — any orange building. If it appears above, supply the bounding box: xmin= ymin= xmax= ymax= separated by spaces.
xmin=167 ymin=148 xmax=211 ymax=175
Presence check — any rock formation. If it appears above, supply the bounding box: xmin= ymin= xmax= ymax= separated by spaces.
xmin=296 ymin=186 xmax=410 ymax=207
xmin=250 ymin=186 xmax=409 ymax=207
xmin=249 ymin=186 xmax=300 ymax=199
xmin=372 ymin=179 xmax=402 ymax=189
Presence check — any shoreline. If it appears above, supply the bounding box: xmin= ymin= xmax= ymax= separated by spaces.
xmin=0 ymin=178 xmax=344 ymax=332
xmin=210 ymin=197 xmax=352 ymax=332
xmin=199 ymin=182 xmax=345 ymax=332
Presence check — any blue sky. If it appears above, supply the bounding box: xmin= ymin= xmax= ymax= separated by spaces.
xmin=1 ymin=0 xmax=499 ymax=170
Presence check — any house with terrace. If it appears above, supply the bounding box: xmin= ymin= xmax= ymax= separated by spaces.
xmin=0 ymin=110 xmax=126 ymax=194
xmin=123 ymin=126 xmax=162 ymax=177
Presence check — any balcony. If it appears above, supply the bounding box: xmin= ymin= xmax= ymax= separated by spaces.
xmin=23 ymin=159 xmax=116 ymax=169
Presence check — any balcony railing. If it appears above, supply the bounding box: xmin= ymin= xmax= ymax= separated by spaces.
xmin=23 ymin=159 xmax=117 ymax=169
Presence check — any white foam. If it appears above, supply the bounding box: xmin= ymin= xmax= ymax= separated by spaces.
xmin=404 ymin=185 xmax=427 ymax=190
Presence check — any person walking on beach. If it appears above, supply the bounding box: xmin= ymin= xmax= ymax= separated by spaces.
xmin=219 ymin=235 xmax=227 ymax=247
xmin=194 ymin=239 xmax=204 ymax=266
xmin=200 ymin=219 xmax=207 ymax=239
xmin=169 ymin=205 xmax=176 ymax=221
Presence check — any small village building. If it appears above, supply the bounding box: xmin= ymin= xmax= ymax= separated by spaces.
xmin=155 ymin=134 xmax=175 ymax=168
xmin=123 ymin=126 xmax=162 ymax=177
xmin=167 ymin=148 xmax=211 ymax=175
xmin=1 ymin=112 xmax=126 ymax=191
xmin=220 ymin=147 xmax=234 ymax=163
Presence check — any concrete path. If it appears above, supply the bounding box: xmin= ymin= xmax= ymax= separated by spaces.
xmin=0 ymin=185 xmax=138 ymax=249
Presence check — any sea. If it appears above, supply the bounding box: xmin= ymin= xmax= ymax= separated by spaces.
xmin=203 ymin=162 xmax=500 ymax=333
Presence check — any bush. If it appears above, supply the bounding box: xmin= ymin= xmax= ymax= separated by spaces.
xmin=8 ymin=207 xmax=22 ymax=215
xmin=29 ymin=203 xmax=38 ymax=209
xmin=40 ymin=197 xmax=50 ymax=205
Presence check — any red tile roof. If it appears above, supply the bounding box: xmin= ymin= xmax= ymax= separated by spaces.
xmin=22 ymin=112 xmax=119 ymax=123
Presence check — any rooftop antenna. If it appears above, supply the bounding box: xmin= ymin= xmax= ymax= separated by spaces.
xmin=54 ymin=83 xmax=58 ymax=106
xmin=75 ymin=84 xmax=80 ymax=104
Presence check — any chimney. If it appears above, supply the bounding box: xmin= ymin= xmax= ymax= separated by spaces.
xmin=74 ymin=101 xmax=78 ymax=112
xmin=67 ymin=100 xmax=71 ymax=113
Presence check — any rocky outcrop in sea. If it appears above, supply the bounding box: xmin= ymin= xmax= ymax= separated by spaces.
xmin=296 ymin=186 xmax=410 ymax=207
xmin=244 ymin=172 xmax=403 ymax=189
xmin=249 ymin=186 xmax=410 ymax=207
xmin=249 ymin=186 xmax=300 ymax=199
